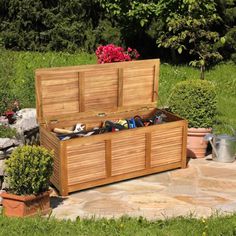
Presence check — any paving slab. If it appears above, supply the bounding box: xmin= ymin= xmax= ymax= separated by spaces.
xmin=51 ymin=155 xmax=236 ymax=220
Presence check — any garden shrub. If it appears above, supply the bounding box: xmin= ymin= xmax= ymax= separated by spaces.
xmin=5 ymin=145 xmax=54 ymax=195
xmin=168 ymin=79 xmax=217 ymax=128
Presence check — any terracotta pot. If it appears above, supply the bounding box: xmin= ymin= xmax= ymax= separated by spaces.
xmin=187 ymin=128 xmax=212 ymax=158
xmin=0 ymin=190 xmax=51 ymax=217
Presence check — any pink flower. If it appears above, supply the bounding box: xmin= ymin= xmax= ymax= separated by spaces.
xmin=95 ymin=44 xmax=140 ymax=64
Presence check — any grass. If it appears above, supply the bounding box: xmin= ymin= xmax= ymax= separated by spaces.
xmin=0 ymin=49 xmax=235 ymax=133
xmin=0 ymin=214 xmax=236 ymax=236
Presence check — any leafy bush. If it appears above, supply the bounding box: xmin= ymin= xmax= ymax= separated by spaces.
xmin=0 ymin=126 xmax=17 ymax=138
xmin=95 ymin=44 xmax=140 ymax=63
xmin=5 ymin=145 xmax=54 ymax=195
xmin=168 ymin=79 xmax=217 ymax=128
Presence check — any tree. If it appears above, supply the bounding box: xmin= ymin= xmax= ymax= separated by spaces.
xmin=156 ymin=0 xmax=224 ymax=79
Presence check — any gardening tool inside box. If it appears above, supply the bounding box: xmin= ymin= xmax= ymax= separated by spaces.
xmin=35 ymin=59 xmax=187 ymax=196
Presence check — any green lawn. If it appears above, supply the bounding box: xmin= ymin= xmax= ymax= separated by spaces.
xmin=0 ymin=49 xmax=236 ymax=133
xmin=0 ymin=214 xmax=236 ymax=236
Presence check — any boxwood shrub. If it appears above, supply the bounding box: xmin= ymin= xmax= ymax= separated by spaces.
xmin=168 ymin=79 xmax=217 ymax=128
xmin=5 ymin=145 xmax=54 ymax=195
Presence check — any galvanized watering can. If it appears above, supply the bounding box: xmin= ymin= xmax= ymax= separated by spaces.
xmin=204 ymin=130 xmax=236 ymax=163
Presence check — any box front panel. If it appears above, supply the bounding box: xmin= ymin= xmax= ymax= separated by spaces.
xmin=111 ymin=133 xmax=146 ymax=176
xmin=67 ymin=141 xmax=106 ymax=185
xmin=151 ymin=126 xmax=183 ymax=167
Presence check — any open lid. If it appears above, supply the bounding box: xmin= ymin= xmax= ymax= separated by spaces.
xmin=35 ymin=59 xmax=160 ymax=123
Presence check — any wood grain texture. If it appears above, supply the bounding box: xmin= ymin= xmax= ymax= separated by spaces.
xmin=145 ymin=133 xmax=152 ymax=168
xmin=151 ymin=127 xmax=183 ymax=167
xmin=111 ymin=134 xmax=146 ymax=176
xmin=105 ymin=139 xmax=112 ymax=177
xmin=68 ymin=162 xmax=181 ymax=193
xmin=78 ymin=72 xmax=85 ymax=112
xmin=67 ymin=141 xmax=106 ymax=186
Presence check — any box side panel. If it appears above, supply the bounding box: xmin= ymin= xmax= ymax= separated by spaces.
xmin=40 ymin=127 xmax=61 ymax=191
xmin=151 ymin=126 xmax=183 ymax=167
xmin=111 ymin=133 xmax=146 ymax=176
xmin=67 ymin=141 xmax=106 ymax=186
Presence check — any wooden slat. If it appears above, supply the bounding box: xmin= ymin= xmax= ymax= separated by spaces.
xmin=181 ymin=121 xmax=188 ymax=168
xmin=118 ymin=68 xmax=124 ymax=107
xmin=35 ymin=75 xmax=43 ymax=122
xmin=78 ymin=72 xmax=85 ymax=112
xmin=105 ymin=139 xmax=112 ymax=177
xmin=60 ymin=142 xmax=68 ymax=196
xmin=145 ymin=133 xmax=151 ymax=168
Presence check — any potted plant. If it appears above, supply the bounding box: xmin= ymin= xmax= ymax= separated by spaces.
xmin=168 ymin=79 xmax=217 ymax=158
xmin=0 ymin=145 xmax=53 ymax=217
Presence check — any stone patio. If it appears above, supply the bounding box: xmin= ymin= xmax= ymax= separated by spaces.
xmin=42 ymin=156 xmax=236 ymax=220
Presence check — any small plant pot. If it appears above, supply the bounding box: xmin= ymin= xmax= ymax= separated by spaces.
xmin=187 ymin=128 xmax=212 ymax=158
xmin=0 ymin=190 xmax=51 ymax=217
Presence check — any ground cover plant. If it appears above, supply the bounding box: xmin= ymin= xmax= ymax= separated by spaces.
xmin=0 ymin=214 xmax=236 ymax=236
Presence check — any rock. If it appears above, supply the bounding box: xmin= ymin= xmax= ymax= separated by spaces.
xmin=0 ymin=138 xmax=21 ymax=160
xmin=0 ymin=159 xmax=4 ymax=176
xmin=0 ymin=138 xmax=20 ymax=149
xmin=11 ymin=108 xmax=38 ymax=135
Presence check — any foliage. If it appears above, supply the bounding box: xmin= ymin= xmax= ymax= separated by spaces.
xmin=95 ymin=44 xmax=140 ymax=63
xmin=0 ymin=0 xmax=103 ymax=52
xmin=5 ymin=145 xmax=54 ymax=195
xmin=1 ymin=214 xmax=236 ymax=235
xmin=156 ymin=0 xmax=224 ymax=77
xmin=216 ymin=0 xmax=236 ymax=61
xmin=168 ymin=79 xmax=217 ymax=128
xmin=0 ymin=126 xmax=17 ymax=138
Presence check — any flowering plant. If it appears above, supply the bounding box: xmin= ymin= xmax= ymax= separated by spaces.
xmin=96 ymin=44 xmax=140 ymax=64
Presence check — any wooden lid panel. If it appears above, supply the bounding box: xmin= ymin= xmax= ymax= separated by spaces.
xmin=35 ymin=59 xmax=160 ymax=122
xmin=123 ymin=66 xmax=154 ymax=106
xmin=83 ymin=69 xmax=118 ymax=111
xmin=40 ymin=73 xmax=79 ymax=117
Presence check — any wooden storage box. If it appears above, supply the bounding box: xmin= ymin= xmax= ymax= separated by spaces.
xmin=35 ymin=59 xmax=187 ymax=196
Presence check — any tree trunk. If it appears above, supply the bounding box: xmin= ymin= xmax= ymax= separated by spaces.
xmin=200 ymin=65 xmax=205 ymax=80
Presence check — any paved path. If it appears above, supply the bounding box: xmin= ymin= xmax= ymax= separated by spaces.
xmin=51 ymin=156 xmax=236 ymax=220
